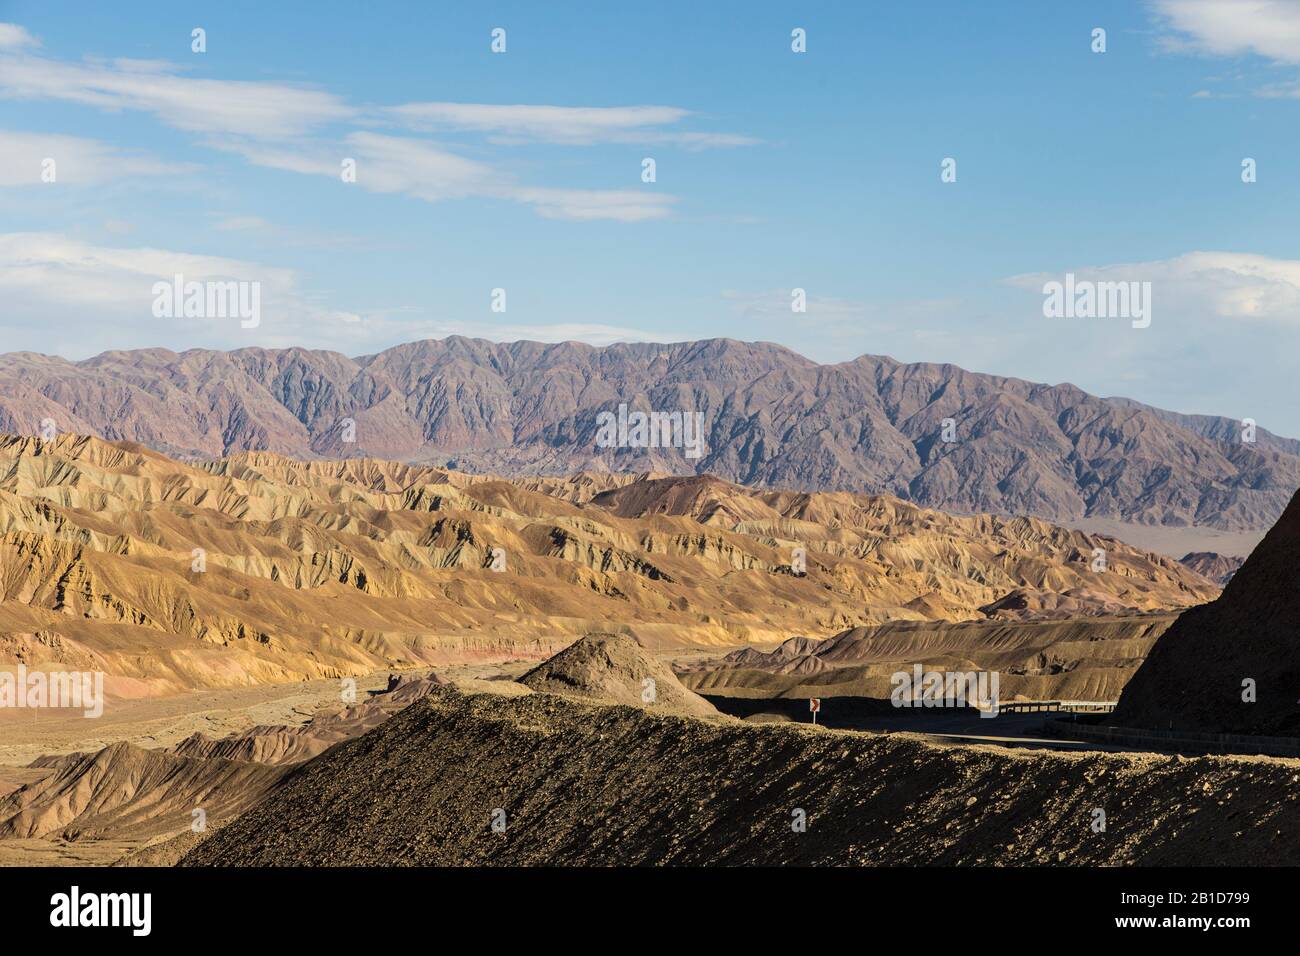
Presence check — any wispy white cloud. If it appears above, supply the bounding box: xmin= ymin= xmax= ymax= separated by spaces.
xmin=0 ymin=231 xmax=692 ymax=357
xmin=342 ymin=131 xmax=678 ymax=220
xmin=1007 ymin=251 xmax=1300 ymax=323
xmin=0 ymin=22 xmax=744 ymax=223
xmin=1152 ymin=0 xmax=1300 ymax=97
xmin=0 ymin=29 xmax=354 ymax=138
xmin=385 ymin=102 xmax=758 ymax=148
xmin=1153 ymin=0 xmax=1300 ymax=63
xmin=0 ymin=23 xmax=37 ymax=50
xmin=0 ymin=129 xmax=194 ymax=185
xmin=0 ymin=231 xmax=294 ymax=310
xmin=220 ymin=131 xmax=677 ymax=222
xmin=0 ymin=231 xmax=364 ymax=356
xmin=340 ymin=132 xmax=504 ymax=201
xmin=510 ymin=186 xmax=674 ymax=221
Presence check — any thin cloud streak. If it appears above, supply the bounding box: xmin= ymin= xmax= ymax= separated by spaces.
xmin=0 ymin=22 xmax=748 ymax=221
xmin=0 ymin=129 xmax=195 ymax=185
xmin=385 ymin=102 xmax=759 ymax=147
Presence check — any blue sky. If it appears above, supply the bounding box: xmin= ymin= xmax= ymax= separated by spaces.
xmin=4 ymin=1 xmax=1300 ymax=434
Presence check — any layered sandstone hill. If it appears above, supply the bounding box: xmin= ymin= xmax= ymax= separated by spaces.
xmin=0 ymin=434 xmax=1217 ymax=694
xmin=1112 ymin=490 xmax=1300 ymax=736
xmin=0 ymin=672 xmax=451 ymax=854
xmin=0 ymin=742 xmax=283 ymax=842
xmin=678 ymin=614 xmax=1180 ymax=704
xmin=521 ymin=632 xmax=717 ymax=717
xmin=170 ymin=673 xmax=452 ymax=764
xmin=1 ymin=338 xmax=1296 ymax=530
xmin=181 ymin=690 xmax=1300 ymax=866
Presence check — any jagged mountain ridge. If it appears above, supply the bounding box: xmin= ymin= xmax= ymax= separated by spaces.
xmin=1 ymin=338 xmax=1295 ymax=530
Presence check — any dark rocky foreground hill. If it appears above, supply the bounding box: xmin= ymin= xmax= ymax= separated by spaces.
xmin=2 ymin=337 xmax=1297 ymax=530
xmin=181 ymin=690 xmax=1300 ymax=866
xmin=1112 ymin=489 xmax=1300 ymax=736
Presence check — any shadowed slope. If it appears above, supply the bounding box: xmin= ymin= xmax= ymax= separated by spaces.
xmin=180 ymin=691 xmax=1300 ymax=867
xmin=1112 ymin=488 xmax=1300 ymax=735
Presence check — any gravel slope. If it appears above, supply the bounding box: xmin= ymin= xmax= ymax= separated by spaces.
xmin=182 ymin=690 xmax=1300 ymax=866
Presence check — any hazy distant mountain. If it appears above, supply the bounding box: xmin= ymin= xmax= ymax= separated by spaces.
xmin=2 ymin=337 xmax=1296 ymax=530
xmin=1177 ymin=551 xmax=1244 ymax=587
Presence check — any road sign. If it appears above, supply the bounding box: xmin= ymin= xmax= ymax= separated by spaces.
xmin=809 ymin=698 xmax=820 ymax=724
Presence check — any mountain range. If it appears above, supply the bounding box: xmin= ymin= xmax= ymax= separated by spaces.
xmin=1 ymin=337 xmax=1296 ymax=531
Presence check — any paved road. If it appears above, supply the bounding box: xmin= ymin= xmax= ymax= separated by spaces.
xmin=704 ymin=695 xmax=1132 ymax=752
xmin=820 ymin=710 xmax=1136 ymax=752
